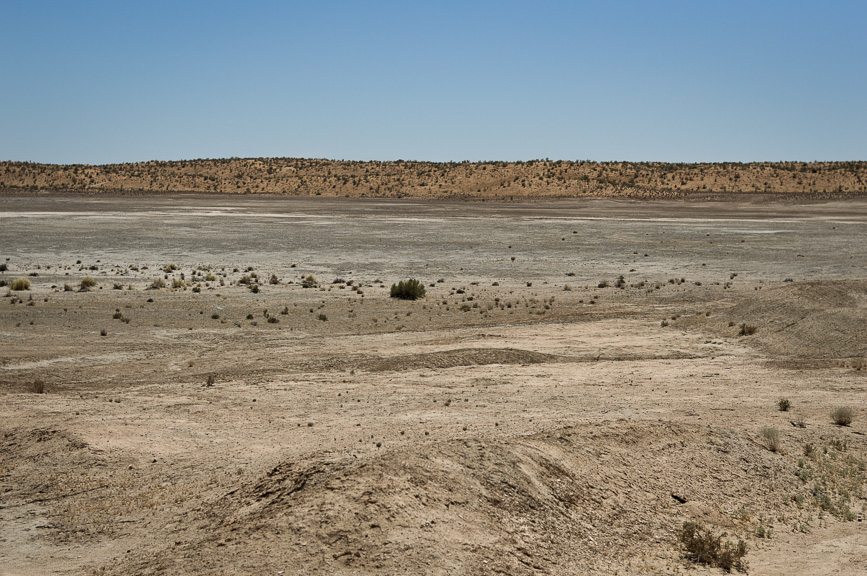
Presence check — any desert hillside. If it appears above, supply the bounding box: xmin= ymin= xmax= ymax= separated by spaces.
xmin=2 ymin=158 xmax=866 ymax=200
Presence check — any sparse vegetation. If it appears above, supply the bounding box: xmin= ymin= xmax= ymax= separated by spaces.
xmin=760 ymin=427 xmax=781 ymax=452
xmin=778 ymin=398 xmax=791 ymax=412
xmin=738 ymin=323 xmax=757 ymax=336
xmin=2 ymin=159 xmax=866 ymax=200
xmin=679 ymin=521 xmax=748 ymax=572
xmin=831 ymin=406 xmax=853 ymax=426
xmin=390 ymin=278 xmax=426 ymax=300
xmin=796 ymin=438 xmax=865 ymax=521
xmin=10 ymin=277 xmax=30 ymax=291
xmin=80 ymin=276 xmax=97 ymax=290
xmin=149 ymin=278 xmax=166 ymax=289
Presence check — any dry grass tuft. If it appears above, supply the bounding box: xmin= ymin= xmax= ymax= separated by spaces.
xmin=11 ymin=277 xmax=31 ymax=291
xmin=760 ymin=427 xmax=781 ymax=452
xmin=679 ymin=521 xmax=748 ymax=572
xmin=831 ymin=407 xmax=853 ymax=426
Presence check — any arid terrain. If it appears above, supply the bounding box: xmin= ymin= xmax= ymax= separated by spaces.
xmin=2 ymin=159 xmax=866 ymax=200
xmin=1 ymin=194 xmax=866 ymax=575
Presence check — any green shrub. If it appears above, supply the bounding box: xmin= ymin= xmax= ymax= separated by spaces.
xmin=10 ymin=277 xmax=30 ymax=291
xmin=390 ymin=278 xmax=426 ymax=300
xmin=679 ymin=522 xmax=748 ymax=572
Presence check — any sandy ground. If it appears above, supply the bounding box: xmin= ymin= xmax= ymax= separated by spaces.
xmin=1 ymin=196 xmax=866 ymax=575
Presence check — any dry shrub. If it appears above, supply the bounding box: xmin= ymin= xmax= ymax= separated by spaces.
xmin=80 ymin=276 xmax=97 ymax=290
xmin=831 ymin=407 xmax=853 ymax=426
xmin=679 ymin=522 xmax=748 ymax=572
xmin=760 ymin=427 xmax=781 ymax=452
xmin=738 ymin=323 xmax=756 ymax=336
xmin=10 ymin=277 xmax=30 ymax=291
xmin=31 ymin=379 xmax=45 ymax=394
xmin=777 ymin=398 xmax=791 ymax=412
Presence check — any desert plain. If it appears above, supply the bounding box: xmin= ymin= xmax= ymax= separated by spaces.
xmin=1 ymin=194 xmax=866 ymax=575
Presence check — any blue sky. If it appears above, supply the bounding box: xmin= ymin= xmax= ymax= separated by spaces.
xmin=2 ymin=1 xmax=865 ymax=164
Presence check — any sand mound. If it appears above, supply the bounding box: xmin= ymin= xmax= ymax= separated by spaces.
xmin=0 ymin=429 xmax=103 ymax=539
xmin=368 ymin=347 xmax=559 ymax=372
xmin=294 ymin=347 xmax=559 ymax=374
xmin=721 ymin=280 xmax=867 ymax=361
xmin=113 ymin=421 xmax=805 ymax=575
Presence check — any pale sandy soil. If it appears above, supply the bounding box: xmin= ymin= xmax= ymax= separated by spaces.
xmin=1 ymin=197 xmax=866 ymax=575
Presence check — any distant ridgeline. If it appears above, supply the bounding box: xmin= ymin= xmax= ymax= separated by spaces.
xmin=1 ymin=158 xmax=866 ymax=200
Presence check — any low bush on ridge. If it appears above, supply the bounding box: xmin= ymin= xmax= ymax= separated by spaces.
xmin=390 ymin=278 xmax=426 ymax=300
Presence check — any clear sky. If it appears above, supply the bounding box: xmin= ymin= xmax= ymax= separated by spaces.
xmin=2 ymin=1 xmax=865 ymax=164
